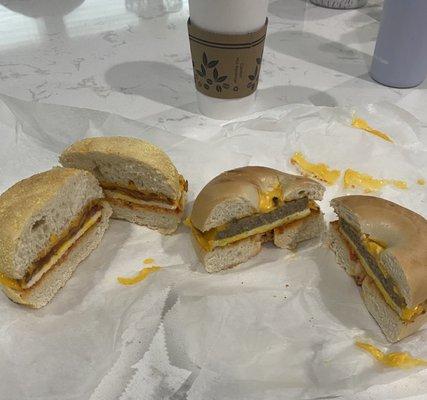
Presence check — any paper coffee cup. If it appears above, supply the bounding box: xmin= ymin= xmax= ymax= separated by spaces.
xmin=188 ymin=0 xmax=268 ymax=120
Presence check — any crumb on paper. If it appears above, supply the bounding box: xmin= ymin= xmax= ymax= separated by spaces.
xmin=343 ymin=169 xmax=408 ymax=192
xmin=417 ymin=179 xmax=425 ymax=186
xmin=351 ymin=116 xmax=394 ymax=143
xmin=290 ymin=152 xmax=341 ymax=185
xmin=356 ymin=341 xmax=427 ymax=369
xmin=117 ymin=266 xmax=161 ymax=286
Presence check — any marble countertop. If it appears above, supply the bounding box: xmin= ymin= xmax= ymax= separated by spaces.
xmin=0 ymin=0 xmax=426 ymax=140
xmin=0 ymin=1 xmax=426 ymax=399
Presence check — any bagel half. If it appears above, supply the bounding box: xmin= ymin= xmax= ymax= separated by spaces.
xmin=329 ymin=195 xmax=427 ymax=342
xmin=60 ymin=136 xmax=187 ymax=234
xmin=188 ymin=166 xmax=325 ymax=272
xmin=0 ymin=168 xmax=112 ymax=308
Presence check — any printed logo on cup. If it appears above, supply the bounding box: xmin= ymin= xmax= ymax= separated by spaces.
xmin=188 ymin=18 xmax=268 ymax=100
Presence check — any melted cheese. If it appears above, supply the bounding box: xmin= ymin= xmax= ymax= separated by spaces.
xmin=291 ymin=152 xmax=340 ymax=185
xmin=24 ymin=210 xmax=103 ymax=289
xmin=401 ymin=306 xmax=425 ymax=321
xmin=356 ymin=342 xmax=427 ymax=368
xmin=364 ymin=238 xmax=385 ymax=258
xmin=364 ymin=237 xmax=389 ymax=278
xmin=143 ymin=258 xmax=154 ymax=264
xmin=117 ymin=266 xmax=161 ymax=286
xmin=351 ymin=117 xmax=394 ymax=143
xmin=191 ymin=209 xmax=311 ymax=252
xmin=344 ymin=169 xmax=407 ymax=192
xmin=259 ymin=186 xmax=283 ymax=213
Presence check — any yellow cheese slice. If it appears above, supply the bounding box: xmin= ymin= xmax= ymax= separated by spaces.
xmin=23 ymin=210 xmax=103 ymax=289
xmin=356 ymin=341 xmax=427 ymax=368
xmin=351 ymin=117 xmax=394 ymax=143
xmin=364 ymin=237 xmax=389 ymax=278
xmin=291 ymin=152 xmax=341 ymax=185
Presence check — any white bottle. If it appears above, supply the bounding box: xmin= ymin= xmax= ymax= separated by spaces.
xmin=370 ymin=0 xmax=427 ymax=88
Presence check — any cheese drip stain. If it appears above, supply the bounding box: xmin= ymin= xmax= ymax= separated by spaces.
xmin=344 ymin=169 xmax=407 ymax=192
xmin=143 ymin=258 xmax=154 ymax=264
xmin=291 ymin=152 xmax=340 ymax=185
xmin=117 ymin=266 xmax=161 ymax=286
xmin=356 ymin=342 xmax=427 ymax=369
xmin=351 ymin=117 xmax=394 ymax=143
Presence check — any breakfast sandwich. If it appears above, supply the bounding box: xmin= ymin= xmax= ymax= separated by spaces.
xmin=329 ymin=195 xmax=427 ymax=342
xmin=60 ymin=136 xmax=188 ymax=234
xmin=0 ymin=168 xmax=112 ymax=308
xmin=187 ymin=166 xmax=325 ymax=272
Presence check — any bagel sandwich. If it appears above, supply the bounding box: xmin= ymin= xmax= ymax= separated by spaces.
xmin=0 ymin=168 xmax=112 ymax=308
xmin=60 ymin=136 xmax=187 ymax=234
xmin=329 ymin=195 xmax=427 ymax=342
xmin=188 ymin=166 xmax=325 ymax=272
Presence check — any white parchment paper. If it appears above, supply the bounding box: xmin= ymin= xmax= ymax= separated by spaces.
xmin=0 ymin=95 xmax=426 ymax=400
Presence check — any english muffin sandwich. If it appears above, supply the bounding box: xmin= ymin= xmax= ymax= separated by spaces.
xmin=60 ymin=136 xmax=187 ymax=234
xmin=0 ymin=168 xmax=112 ymax=308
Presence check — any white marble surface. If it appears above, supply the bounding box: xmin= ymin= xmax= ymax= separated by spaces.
xmin=0 ymin=1 xmax=426 ymax=399
xmin=0 ymin=0 xmax=426 ymax=140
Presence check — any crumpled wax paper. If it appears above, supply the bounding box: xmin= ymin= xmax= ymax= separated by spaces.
xmin=0 ymin=95 xmax=426 ymax=400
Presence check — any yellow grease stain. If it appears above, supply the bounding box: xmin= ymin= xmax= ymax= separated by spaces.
xmin=117 ymin=266 xmax=161 ymax=286
xmin=344 ymin=169 xmax=407 ymax=192
xmin=291 ymin=152 xmax=341 ymax=185
xmin=352 ymin=117 xmax=394 ymax=143
xmin=143 ymin=258 xmax=154 ymax=264
xmin=356 ymin=342 xmax=427 ymax=369
xmin=417 ymin=179 xmax=425 ymax=186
